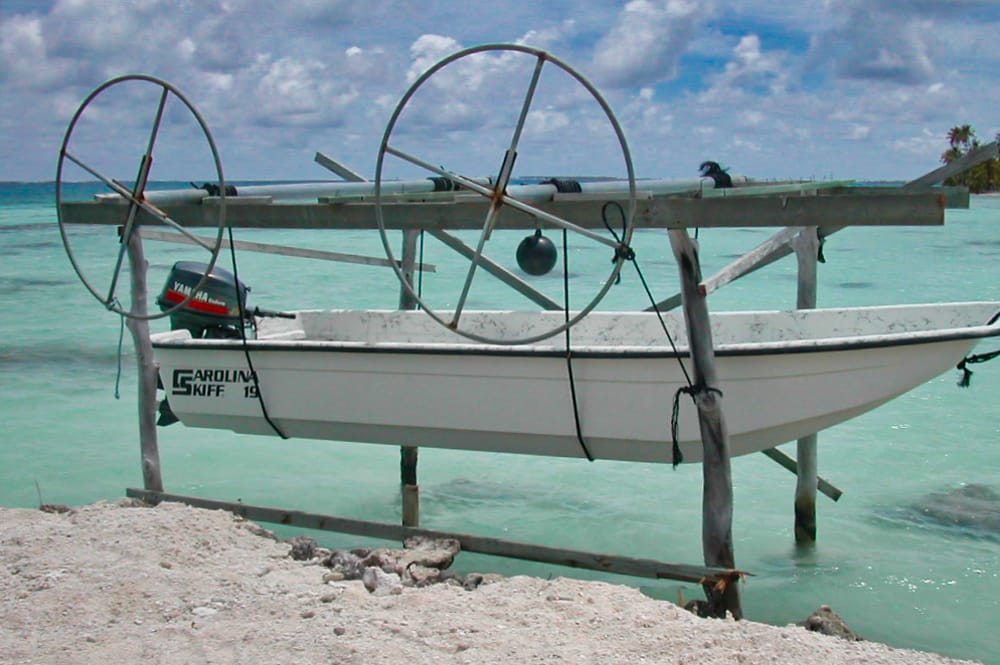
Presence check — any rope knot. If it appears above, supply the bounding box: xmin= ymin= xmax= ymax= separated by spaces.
xmin=670 ymin=384 xmax=724 ymax=467
xmin=614 ymin=243 xmax=635 ymax=262
xmin=956 ymin=348 xmax=1000 ymax=387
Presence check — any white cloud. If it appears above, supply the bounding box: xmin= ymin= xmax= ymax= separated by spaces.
xmin=712 ymin=34 xmax=789 ymax=97
xmin=407 ymin=34 xmax=465 ymax=84
xmin=590 ymin=0 xmax=710 ymax=88
xmin=0 ymin=14 xmax=65 ymax=90
xmin=810 ymin=1 xmax=936 ymax=84
xmin=0 ymin=0 xmax=997 ymax=181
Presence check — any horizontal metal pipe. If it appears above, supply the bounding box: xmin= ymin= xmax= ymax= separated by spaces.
xmin=94 ymin=175 xmax=745 ymax=206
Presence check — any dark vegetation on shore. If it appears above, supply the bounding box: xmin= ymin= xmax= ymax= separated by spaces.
xmin=941 ymin=124 xmax=1000 ymax=193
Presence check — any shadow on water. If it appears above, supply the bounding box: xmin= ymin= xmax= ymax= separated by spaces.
xmin=0 ymin=342 xmax=135 ymax=371
xmin=423 ymin=477 xmax=594 ymax=514
xmin=0 ymin=276 xmax=73 ymax=292
xmin=0 ymin=222 xmax=56 ymax=233
xmin=873 ymin=483 xmax=1000 ymax=542
xmin=0 ymin=240 xmax=61 ymax=255
xmin=837 ymin=281 xmax=876 ymax=290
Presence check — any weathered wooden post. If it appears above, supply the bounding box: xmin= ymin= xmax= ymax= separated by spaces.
xmin=125 ymin=230 xmax=163 ymax=492
xmin=668 ymin=228 xmax=742 ymax=619
xmin=399 ymin=228 xmax=420 ymax=527
xmin=792 ymin=227 xmax=820 ymax=544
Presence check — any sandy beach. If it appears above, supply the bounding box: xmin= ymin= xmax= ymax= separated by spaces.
xmin=0 ymin=500 xmax=981 ymax=664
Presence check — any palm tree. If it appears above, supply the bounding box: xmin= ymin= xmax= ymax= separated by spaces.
xmin=940 ymin=145 xmax=963 ymax=165
xmin=947 ymin=124 xmax=975 ymax=151
xmin=941 ymin=124 xmax=999 ymax=193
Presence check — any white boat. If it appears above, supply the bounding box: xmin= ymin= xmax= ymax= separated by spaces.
xmin=151 ymin=301 xmax=1000 ymax=464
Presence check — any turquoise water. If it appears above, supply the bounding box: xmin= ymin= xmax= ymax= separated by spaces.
xmin=1 ymin=183 xmax=998 ymax=663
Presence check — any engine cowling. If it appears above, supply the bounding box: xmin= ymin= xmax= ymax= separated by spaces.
xmin=156 ymin=261 xmax=249 ymax=338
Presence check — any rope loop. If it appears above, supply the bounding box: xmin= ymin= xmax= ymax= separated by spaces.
xmin=957 ymin=348 xmax=1000 ymax=387
xmin=670 ymin=384 xmax=724 ymax=467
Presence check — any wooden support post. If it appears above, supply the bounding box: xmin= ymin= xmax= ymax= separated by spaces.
xmin=668 ymin=229 xmax=742 ymax=620
xmin=125 ymin=230 xmax=163 ymax=492
xmin=792 ymin=228 xmax=820 ymax=544
xmin=399 ymin=229 xmax=420 ymax=527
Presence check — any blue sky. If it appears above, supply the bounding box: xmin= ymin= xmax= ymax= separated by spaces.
xmin=1 ymin=0 xmax=997 ymax=183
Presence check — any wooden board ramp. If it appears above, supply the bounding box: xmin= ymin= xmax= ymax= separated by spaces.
xmin=125 ymin=488 xmax=746 ymax=588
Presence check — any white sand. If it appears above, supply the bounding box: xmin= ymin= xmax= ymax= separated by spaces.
xmin=0 ymin=500 xmax=981 ymax=664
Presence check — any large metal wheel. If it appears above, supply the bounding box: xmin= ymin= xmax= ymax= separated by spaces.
xmin=374 ymin=44 xmax=636 ymax=345
xmin=56 ymin=74 xmax=226 ymax=320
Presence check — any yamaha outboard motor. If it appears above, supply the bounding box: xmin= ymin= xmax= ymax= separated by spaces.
xmin=157 ymin=261 xmax=249 ymax=338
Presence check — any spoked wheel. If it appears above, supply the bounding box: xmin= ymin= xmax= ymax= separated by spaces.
xmin=56 ymin=74 xmax=226 ymax=320
xmin=375 ymin=44 xmax=636 ymax=345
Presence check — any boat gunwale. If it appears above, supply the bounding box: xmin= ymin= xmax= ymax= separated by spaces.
xmin=151 ymin=305 xmax=1000 ymax=358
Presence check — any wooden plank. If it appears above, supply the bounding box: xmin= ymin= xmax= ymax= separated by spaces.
xmin=60 ymin=190 xmax=946 ymax=231
xmin=124 ymin=489 xmax=744 ymax=586
xmin=847 ymin=186 xmax=970 ymax=209
xmin=700 ymin=227 xmax=801 ymax=297
xmin=137 ymin=227 xmax=435 ymax=272
xmin=428 ymin=230 xmax=562 ymax=310
xmin=642 ymin=192 xmax=943 ymax=230
xmin=903 ymin=141 xmax=998 ymax=189
xmin=646 ymin=226 xmax=807 ymax=312
xmin=760 ymin=448 xmax=843 ymax=501
xmin=314 ymin=151 xmax=368 ymax=182
xmin=700 ymin=180 xmax=854 ymax=198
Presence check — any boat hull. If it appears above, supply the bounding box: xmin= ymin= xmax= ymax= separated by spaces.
xmin=152 ymin=303 xmax=999 ymax=463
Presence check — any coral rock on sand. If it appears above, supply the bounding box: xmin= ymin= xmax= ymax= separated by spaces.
xmin=0 ymin=500 xmax=981 ymax=665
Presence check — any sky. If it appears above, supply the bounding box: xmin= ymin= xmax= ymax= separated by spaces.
xmin=1 ymin=0 xmax=998 ymax=184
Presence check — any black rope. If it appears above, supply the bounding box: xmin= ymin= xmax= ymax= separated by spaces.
xmin=670 ymin=385 xmax=724 ymax=467
xmin=226 ymin=227 xmax=289 ymax=439
xmin=417 ymin=229 xmax=424 ymax=302
xmin=600 ymin=200 xmax=716 ymax=466
xmin=192 ymin=182 xmax=237 ymax=197
xmin=114 ymin=303 xmax=125 ymax=399
xmin=600 ymin=202 xmax=695 ymax=387
xmin=957 ymin=348 xmax=1000 ymax=387
xmin=561 ymin=228 xmax=594 ymax=462
xmin=542 ymin=178 xmax=583 ymax=193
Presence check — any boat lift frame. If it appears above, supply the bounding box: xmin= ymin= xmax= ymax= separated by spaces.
xmin=58 ymin=143 xmax=995 ymax=619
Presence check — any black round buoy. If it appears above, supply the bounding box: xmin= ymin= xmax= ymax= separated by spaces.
xmin=516 ymin=229 xmax=557 ymax=276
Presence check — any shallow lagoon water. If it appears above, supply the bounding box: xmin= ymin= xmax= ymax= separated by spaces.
xmin=1 ymin=184 xmax=997 ymax=663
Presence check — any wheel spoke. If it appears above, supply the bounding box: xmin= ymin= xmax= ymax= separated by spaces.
xmin=148 ymin=208 xmax=218 ymax=251
xmin=449 ymin=203 xmax=502 ymax=327
xmin=374 ymin=44 xmax=636 ymax=345
xmin=383 ymin=144 xmax=494 ymax=196
xmin=119 ymin=86 xmax=168 ymax=245
xmin=498 ymin=191 xmax=623 ymax=248
xmin=494 ymin=53 xmax=545 ymax=193
xmin=62 ymin=150 xmax=137 ymax=200
xmin=57 ymin=74 xmax=227 ymax=321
